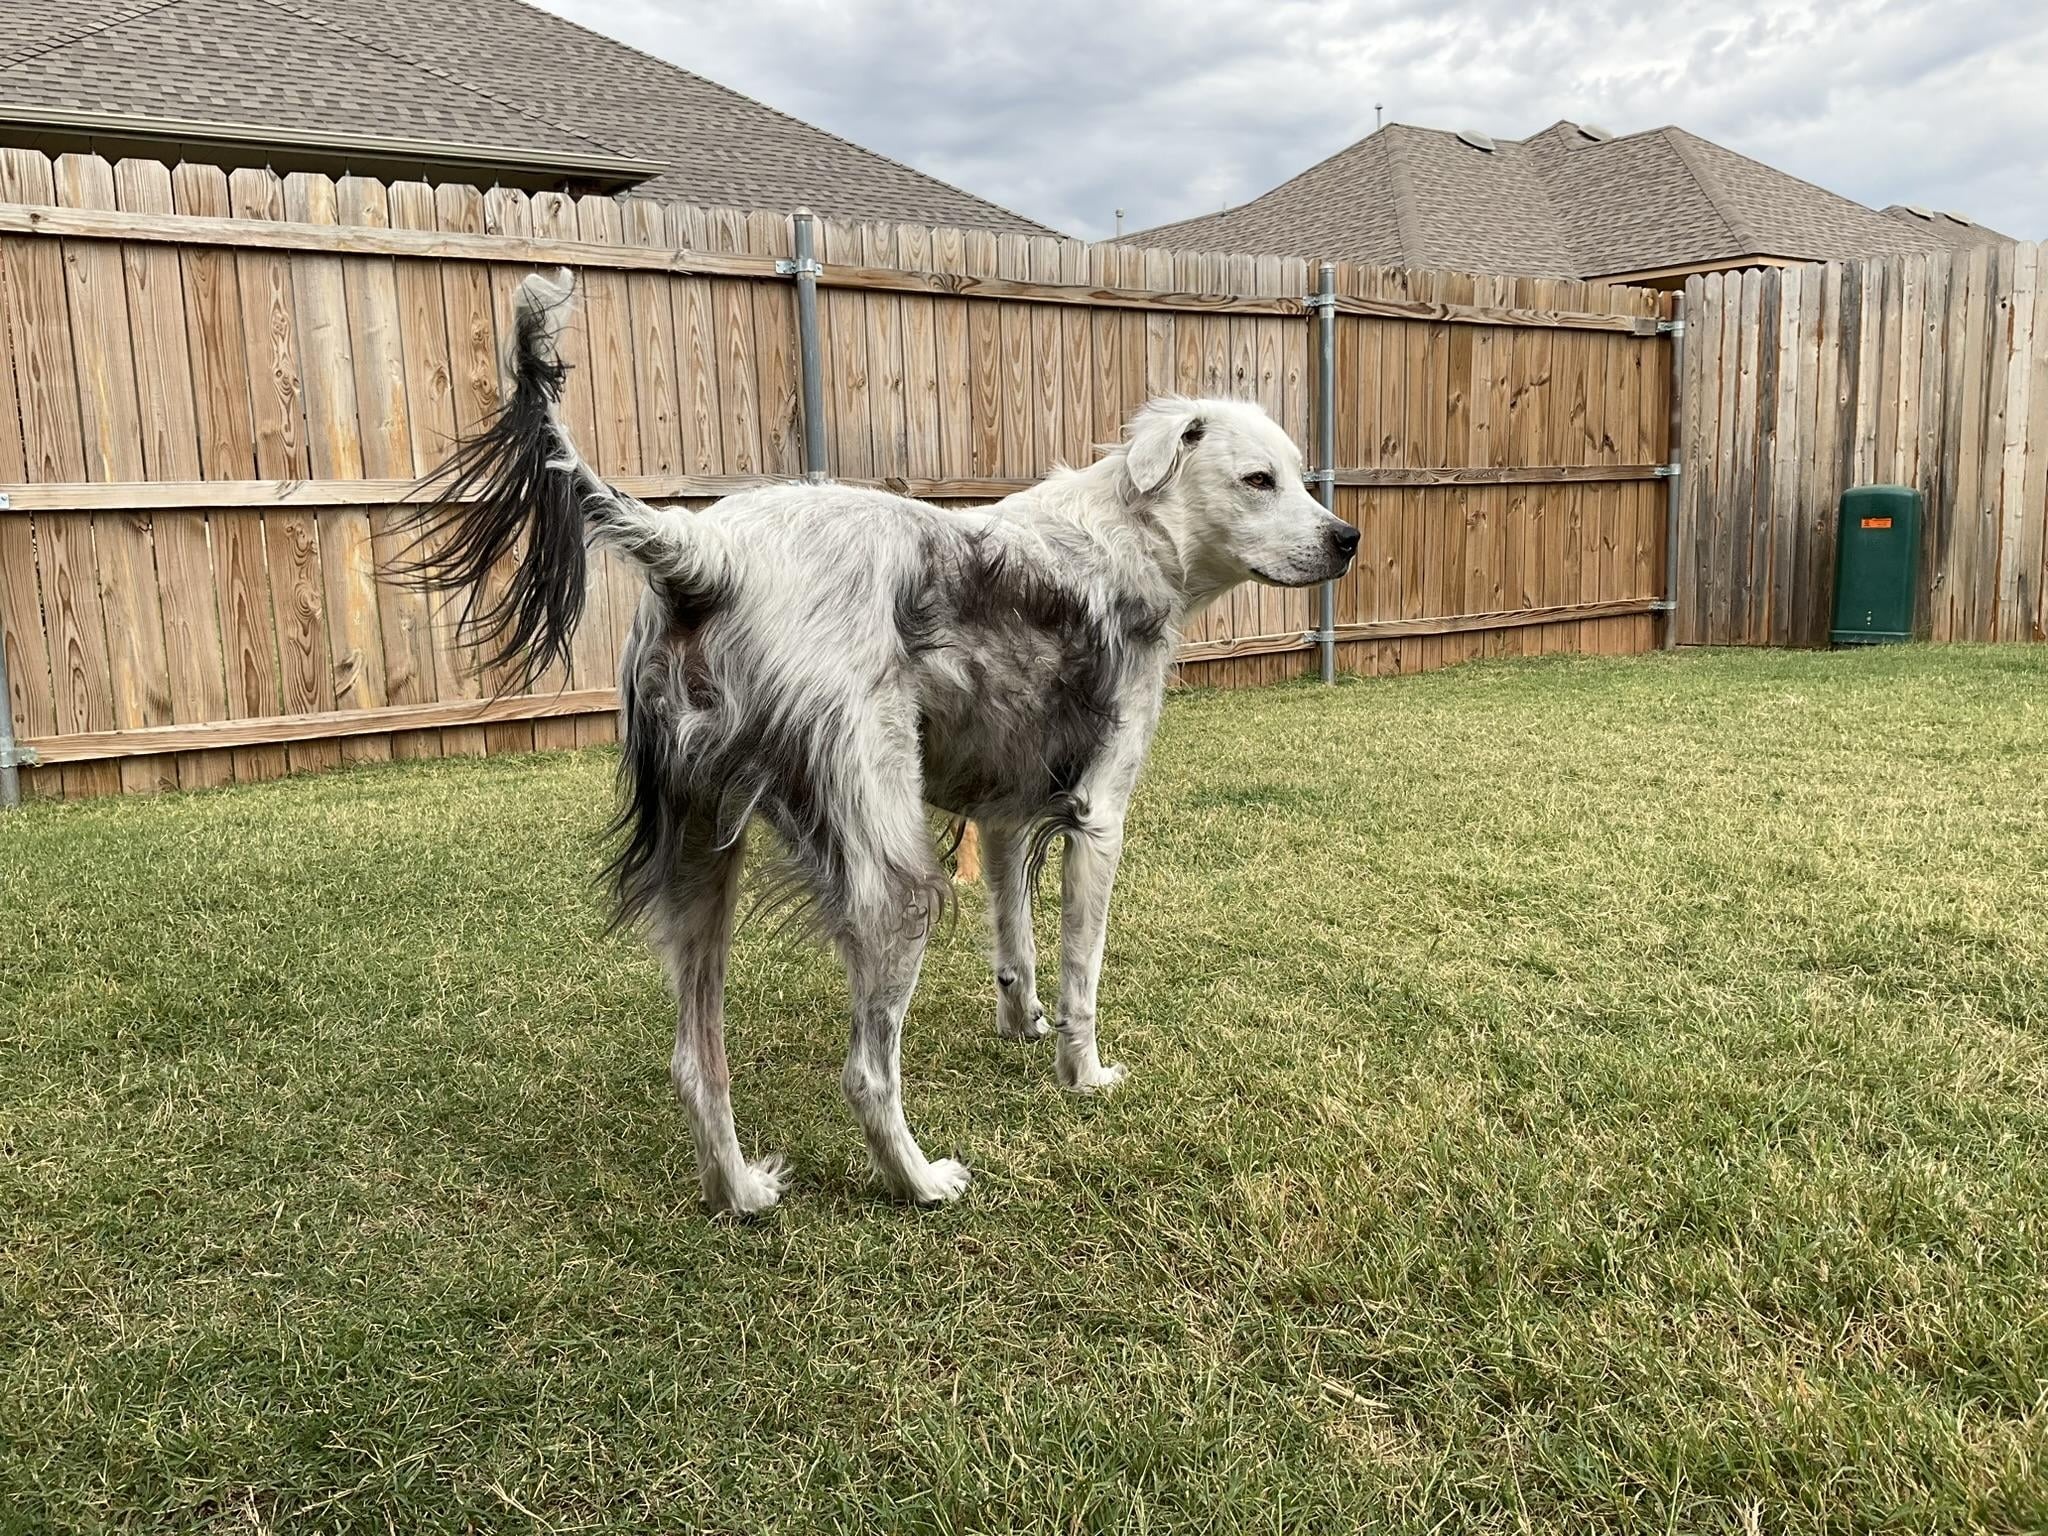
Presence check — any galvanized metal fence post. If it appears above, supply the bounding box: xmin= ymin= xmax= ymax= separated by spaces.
xmin=789 ymin=209 xmax=829 ymax=481
xmin=1659 ymin=301 xmax=1686 ymax=649
xmin=1312 ymin=260 xmax=1339 ymax=683
xmin=0 ymin=566 xmax=25 ymax=808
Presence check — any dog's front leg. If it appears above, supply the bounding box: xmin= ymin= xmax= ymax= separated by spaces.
xmin=982 ymin=823 xmax=1050 ymax=1042
xmin=1055 ymin=818 xmax=1129 ymax=1094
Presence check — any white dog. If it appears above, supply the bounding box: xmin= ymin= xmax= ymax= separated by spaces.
xmin=405 ymin=272 xmax=1359 ymax=1215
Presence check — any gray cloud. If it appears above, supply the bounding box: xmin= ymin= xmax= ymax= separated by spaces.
xmin=534 ymin=0 xmax=2048 ymax=241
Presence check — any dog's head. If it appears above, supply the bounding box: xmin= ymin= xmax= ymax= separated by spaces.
xmin=1121 ymin=396 xmax=1360 ymax=591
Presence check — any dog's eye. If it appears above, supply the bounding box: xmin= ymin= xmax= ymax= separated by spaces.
xmin=1242 ymin=471 xmax=1275 ymax=491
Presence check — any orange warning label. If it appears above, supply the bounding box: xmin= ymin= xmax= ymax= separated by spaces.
xmin=1860 ymin=516 xmax=1893 ymax=529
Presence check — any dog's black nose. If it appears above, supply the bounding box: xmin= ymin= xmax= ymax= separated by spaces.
xmin=1331 ymin=522 xmax=1362 ymax=556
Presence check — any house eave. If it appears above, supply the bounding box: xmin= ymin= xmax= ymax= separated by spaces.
xmin=0 ymin=104 xmax=663 ymax=194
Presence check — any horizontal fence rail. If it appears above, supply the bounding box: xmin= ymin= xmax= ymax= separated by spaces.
xmin=0 ymin=147 xmax=1675 ymax=801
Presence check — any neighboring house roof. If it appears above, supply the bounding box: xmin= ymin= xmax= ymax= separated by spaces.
xmin=1135 ymin=120 xmax=2011 ymax=278
xmin=1881 ymin=204 xmax=2011 ymax=248
xmin=0 ymin=0 xmax=1051 ymax=234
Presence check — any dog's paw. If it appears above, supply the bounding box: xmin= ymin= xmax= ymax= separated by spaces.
xmin=894 ymin=1157 xmax=971 ymax=1205
xmin=707 ymin=1154 xmax=790 ymax=1218
xmin=1059 ymin=1060 xmax=1129 ymax=1095
xmin=998 ymin=997 xmax=1052 ymax=1043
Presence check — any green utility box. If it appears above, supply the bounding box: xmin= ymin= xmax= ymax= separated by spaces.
xmin=1830 ymin=485 xmax=1922 ymax=645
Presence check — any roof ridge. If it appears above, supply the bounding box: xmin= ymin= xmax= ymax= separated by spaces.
xmin=1660 ymin=127 xmax=1757 ymax=252
xmin=246 ymin=0 xmax=618 ymax=158
xmin=0 ymin=0 xmax=188 ymax=73
xmin=483 ymin=0 xmax=1055 ymax=233
xmin=1381 ymin=127 xmax=1427 ymax=265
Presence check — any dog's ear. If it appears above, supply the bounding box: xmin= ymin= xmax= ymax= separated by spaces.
xmin=1125 ymin=402 xmax=1205 ymax=494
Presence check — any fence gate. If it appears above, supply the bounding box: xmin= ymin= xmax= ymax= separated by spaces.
xmin=1316 ymin=264 xmax=1676 ymax=676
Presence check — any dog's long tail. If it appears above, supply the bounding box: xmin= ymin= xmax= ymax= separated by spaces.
xmin=395 ymin=268 xmax=727 ymax=689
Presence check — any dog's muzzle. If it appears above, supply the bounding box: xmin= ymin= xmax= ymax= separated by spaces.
xmin=1328 ymin=520 xmax=1361 ymax=573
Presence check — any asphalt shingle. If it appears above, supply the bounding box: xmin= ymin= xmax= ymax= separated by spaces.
xmin=1134 ymin=119 xmax=2012 ymax=278
xmin=0 ymin=0 xmax=1052 ymax=234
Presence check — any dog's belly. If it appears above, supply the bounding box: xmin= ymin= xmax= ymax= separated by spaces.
xmin=913 ymin=658 xmax=1114 ymax=822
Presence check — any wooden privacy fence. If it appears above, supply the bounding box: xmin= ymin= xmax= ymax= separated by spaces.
xmin=0 ymin=148 xmax=1676 ymax=801
xmin=1674 ymin=243 xmax=2048 ymax=646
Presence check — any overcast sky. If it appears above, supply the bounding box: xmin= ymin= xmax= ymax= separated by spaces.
xmin=533 ymin=0 xmax=2045 ymax=242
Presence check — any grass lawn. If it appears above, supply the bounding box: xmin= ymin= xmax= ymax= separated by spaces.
xmin=4 ymin=645 xmax=2047 ymax=1534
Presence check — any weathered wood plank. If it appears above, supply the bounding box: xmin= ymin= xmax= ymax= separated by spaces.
xmin=996 ymin=234 xmax=1034 ymax=480
xmin=1766 ymin=265 xmax=1805 ymax=647
xmin=117 ymin=158 xmax=233 ymax=789
xmin=2018 ymin=251 xmax=2048 ymax=642
xmin=56 ymin=154 xmax=167 ymax=792
xmin=423 ymin=180 xmax=502 ymax=757
xmin=707 ymin=207 xmax=762 ymax=476
xmin=171 ymin=164 xmax=284 ymax=783
xmin=339 ymin=175 xmax=441 ymax=760
xmin=672 ymin=203 xmax=724 ymax=476
xmin=285 ymin=172 xmax=389 ymax=766
xmin=0 ymin=470 xmax=1073 ymax=512
xmin=577 ymin=196 xmax=651 ymax=730
xmin=1058 ymin=238 xmax=1095 ymax=466
xmin=621 ymin=197 xmax=684 ymax=478
xmin=820 ymin=217 xmax=875 ymax=480
xmin=0 ymin=150 xmax=66 ymax=750
xmin=931 ymin=223 xmax=975 ymax=483
xmin=895 ymin=223 xmax=944 ymax=482
xmin=862 ymin=222 xmax=910 ymax=478
xmin=1995 ymin=241 xmax=2038 ymax=641
xmin=27 ymin=688 xmax=620 ymax=762
xmin=1330 ymin=462 xmax=1672 ymax=486
xmin=744 ymin=209 xmax=801 ymax=478
xmin=0 ymin=201 xmax=783 ymax=278
xmin=1028 ymin=236 xmax=1063 ymax=474
xmin=1745 ymin=269 xmax=1781 ymax=645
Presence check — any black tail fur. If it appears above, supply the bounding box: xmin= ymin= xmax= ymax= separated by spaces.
xmin=393 ymin=270 xmax=590 ymax=693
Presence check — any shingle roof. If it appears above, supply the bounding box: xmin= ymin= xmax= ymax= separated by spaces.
xmin=1880 ymin=204 xmax=2012 ymax=248
xmin=0 ymin=0 xmax=1052 ymax=234
xmin=1135 ymin=120 xmax=2011 ymax=278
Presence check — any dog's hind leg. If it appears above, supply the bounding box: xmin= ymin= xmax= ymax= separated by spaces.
xmin=823 ymin=781 xmax=969 ymax=1205
xmin=981 ymin=823 xmax=1050 ymax=1043
xmin=655 ymin=829 xmax=788 ymax=1217
xmin=840 ymin=922 xmax=968 ymax=1204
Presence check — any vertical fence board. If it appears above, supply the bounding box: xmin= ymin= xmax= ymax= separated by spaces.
xmin=116 ymin=158 xmax=231 ymax=790
xmin=57 ymin=154 xmax=164 ymax=792
xmin=673 ymin=204 xmax=724 ymax=477
xmin=705 ymin=207 xmax=762 ymax=476
xmin=1995 ymin=242 xmax=2038 ymax=641
xmin=745 ymin=209 xmax=800 ymax=480
xmin=896 ymin=223 xmax=943 ymax=483
xmin=0 ymin=153 xmax=62 ymax=770
xmin=932 ymin=224 xmax=975 ymax=482
xmin=288 ymin=173 xmax=390 ymax=767
xmin=2019 ymin=254 xmax=2048 ymax=641
xmin=860 ymin=221 xmax=908 ymax=478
